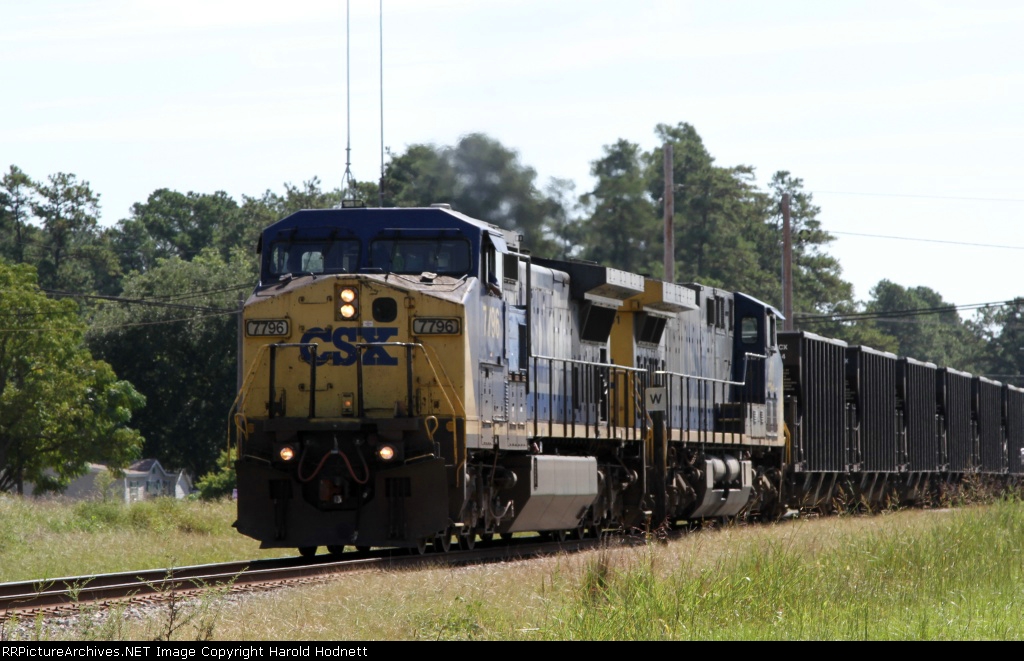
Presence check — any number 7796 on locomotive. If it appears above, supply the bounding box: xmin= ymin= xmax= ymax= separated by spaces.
xmin=232 ymin=204 xmax=786 ymax=555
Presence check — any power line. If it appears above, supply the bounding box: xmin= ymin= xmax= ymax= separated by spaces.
xmin=812 ymin=190 xmax=1024 ymax=203
xmin=829 ymin=230 xmax=1024 ymax=251
xmin=43 ymin=289 xmax=240 ymax=315
xmin=0 ymin=309 xmax=234 ymax=333
xmin=795 ymin=299 xmax=1016 ymax=324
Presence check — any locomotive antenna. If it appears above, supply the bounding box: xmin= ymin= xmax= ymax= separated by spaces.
xmin=378 ymin=0 xmax=385 ymax=208
xmin=341 ymin=0 xmax=356 ymax=201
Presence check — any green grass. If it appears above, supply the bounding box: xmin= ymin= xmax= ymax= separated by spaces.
xmin=0 ymin=495 xmax=289 ymax=583
xmin=3 ymin=495 xmax=1024 ymax=640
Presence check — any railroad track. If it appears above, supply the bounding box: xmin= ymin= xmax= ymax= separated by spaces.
xmin=0 ymin=534 xmax=615 ymax=622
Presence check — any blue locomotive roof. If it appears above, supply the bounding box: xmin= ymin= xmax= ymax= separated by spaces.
xmin=256 ymin=206 xmax=512 ymax=286
xmin=262 ymin=206 xmax=500 ymax=243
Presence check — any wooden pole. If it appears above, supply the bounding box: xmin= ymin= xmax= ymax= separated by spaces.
xmin=663 ymin=144 xmax=674 ymax=283
xmin=782 ymin=193 xmax=793 ymax=330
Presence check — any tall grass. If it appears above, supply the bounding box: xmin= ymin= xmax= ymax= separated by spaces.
xmin=3 ymin=495 xmax=1023 ymax=640
xmin=549 ymin=498 xmax=1024 ymax=640
xmin=0 ymin=495 xmax=288 ymax=583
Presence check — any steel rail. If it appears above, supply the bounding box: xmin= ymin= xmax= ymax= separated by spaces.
xmin=0 ymin=535 xmax=618 ymax=622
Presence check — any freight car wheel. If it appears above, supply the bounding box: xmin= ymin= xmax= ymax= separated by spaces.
xmin=479 ymin=532 xmax=494 ymax=543
xmin=433 ymin=531 xmax=452 ymax=553
xmin=327 ymin=545 xmax=346 ymax=556
xmin=413 ymin=538 xmax=428 ymax=555
xmin=298 ymin=546 xmax=318 ymax=558
xmin=356 ymin=545 xmax=371 ymax=553
xmin=545 ymin=530 xmax=567 ymax=543
xmin=458 ymin=531 xmax=476 ymax=551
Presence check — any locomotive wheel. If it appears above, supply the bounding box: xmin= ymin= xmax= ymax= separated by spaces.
xmin=459 ymin=531 xmax=476 ymax=551
xmin=298 ymin=546 xmax=318 ymax=558
xmin=434 ymin=531 xmax=452 ymax=553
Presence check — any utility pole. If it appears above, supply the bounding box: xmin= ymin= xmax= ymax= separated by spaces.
xmin=663 ymin=144 xmax=674 ymax=283
xmin=782 ymin=193 xmax=794 ymax=330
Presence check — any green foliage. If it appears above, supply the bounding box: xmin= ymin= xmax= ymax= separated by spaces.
xmin=578 ymin=139 xmax=660 ymax=275
xmin=0 ymin=261 xmax=145 ymax=494
xmin=87 ymin=250 xmax=254 ymax=478
xmin=646 ymin=123 xmax=778 ymax=295
xmin=382 ymin=134 xmax=563 ymax=257
xmin=195 ymin=449 xmax=236 ymax=501
xmin=61 ymin=497 xmax=218 ymax=535
xmin=863 ymin=279 xmax=984 ymax=367
xmin=110 ymin=188 xmax=242 ymax=274
xmin=30 ymin=172 xmax=118 ymax=294
xmin=547 ymin=499 xmax=1024 ymax=640
xmin=973 ymin=298 xmax=1024 ymax=386
xmin=0 ymin=165 xmax=39 ymax=265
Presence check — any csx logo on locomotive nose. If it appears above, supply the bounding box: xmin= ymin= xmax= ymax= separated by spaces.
xmin=300 ymin=327 xmax=399 ymax=366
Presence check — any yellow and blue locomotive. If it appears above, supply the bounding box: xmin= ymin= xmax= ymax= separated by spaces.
xmin=232 ymin=205 xmax=787 ymax=555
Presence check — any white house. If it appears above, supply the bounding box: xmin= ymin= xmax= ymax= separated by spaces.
xmin=30 ymin=459 xmax=193 ymax=502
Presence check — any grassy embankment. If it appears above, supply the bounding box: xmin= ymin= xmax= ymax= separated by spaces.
xmin=2 ymin=494 xmax=1023 ymax=640
xmin=0 ymin=496 xmax=288 ymax=583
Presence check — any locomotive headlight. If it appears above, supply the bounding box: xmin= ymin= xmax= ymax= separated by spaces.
xmin=278 ymin=445 xmax=296 ymax=462
xmin=337 ymin=287 xmax=359 ymax=320
xmin=374 ymin=441 xmax=404 ymax=463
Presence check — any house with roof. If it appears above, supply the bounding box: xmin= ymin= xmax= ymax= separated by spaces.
xmin=29 ymin=459 xmax=193 ymax=501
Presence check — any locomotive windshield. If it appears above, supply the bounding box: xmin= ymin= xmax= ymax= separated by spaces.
xmin=268 ymin=239 xmax=361 ymax=277
xmin=370 ymin=238 xmax=471 ymax=276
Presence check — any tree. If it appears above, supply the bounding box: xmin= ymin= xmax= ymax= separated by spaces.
xmin=0 ymin=165 xmax=39 ymax=264
xmin=87 ymin=249 xmax=256 ymax=477
xmin=110 ymin=189 xmax=241 ymax=275
xmin=194 ymin=448 xmax=236 ymax=500
xmin=0 ymin=261 xmax=145 ymax=494
xmin=31 ymin=172 xmax=118 ymax=294
xmin=383 ymin=134 xmax=564 ymax=257
xmin=974 ymin=298 xmax=1024 ymax=386
xmin=578 ymin=139 xmax=660 ymax=275
xmin=644 ymin=123 xmax=777 ymax=293
xmin=862 ymin=280 xmax=985 ymax=368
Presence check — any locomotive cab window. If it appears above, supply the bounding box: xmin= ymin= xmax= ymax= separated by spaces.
xmin=481 ymin=234 xmax=503 ymax=295
xmin=269 ymin=239 xmax=360 ymax=277
xmin=741 ymin=316 xmax=759 ymax=344
xmin=370 ymin=238 xmax=470 ymax=276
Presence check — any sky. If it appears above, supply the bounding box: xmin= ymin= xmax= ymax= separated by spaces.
xmin=5 ymin=0 xmax=1024 ymax=316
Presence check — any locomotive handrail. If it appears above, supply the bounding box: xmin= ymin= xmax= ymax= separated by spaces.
xmin=529 ymin=354 xmax=649 ymax=442
xmin=531 ymin=354 xmax=648 ymax=373
xmin=655 ymin=351 xmax=767 ymax=387
xmin=228 ymin=342 xmax=319 ymax=455
xmin=355 ymin=340 xmax=467 ymax=485
xmin=655 ymin=352 xmax=768 ymax=445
